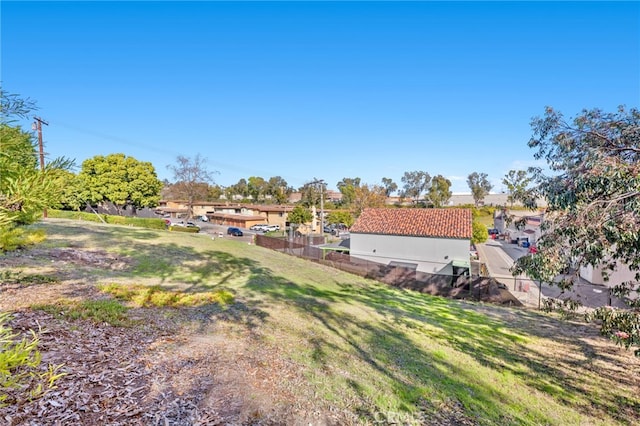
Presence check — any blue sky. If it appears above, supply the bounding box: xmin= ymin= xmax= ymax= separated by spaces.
xmin=2 ymin=1 xmax=639 ymax=194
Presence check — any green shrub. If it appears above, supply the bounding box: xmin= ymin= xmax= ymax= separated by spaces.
xmin=0 ymin=226 xmax=47 ymax=253
xmin=472 ymin=220 xmax=488 ymax=244
xmin=47 ymin=209 xmax=104 ymax=223
xmin=48 ymin=210 xmax=166 ymax=230
xmin=0 ymin=313 xmax=65 ymax=407
xmin=168 ymin=225 xmax=200 ymax=233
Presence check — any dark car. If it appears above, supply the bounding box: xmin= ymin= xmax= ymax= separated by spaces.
xmin=227 ymin=227 xmax=243 ymax=236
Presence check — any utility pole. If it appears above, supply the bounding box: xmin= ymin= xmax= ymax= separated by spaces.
xmin=311 ymin=178 xmax=325 ymax=237
xmin=32 ymin=116 xmax=49 ymax=217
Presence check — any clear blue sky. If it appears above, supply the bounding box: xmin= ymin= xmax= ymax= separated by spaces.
xmin=2 ymin=1 xmax=639 ymax=194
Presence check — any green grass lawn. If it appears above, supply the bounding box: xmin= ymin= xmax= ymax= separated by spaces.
xmin=21 ymin=218 xmax=640 ymax=425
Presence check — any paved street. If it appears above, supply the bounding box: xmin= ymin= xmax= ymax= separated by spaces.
xmin=477 ymin=239 xmax=628 ymax=309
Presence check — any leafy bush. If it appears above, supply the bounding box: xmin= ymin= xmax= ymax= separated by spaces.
xmin=587 ymin=307 xmax=640 ymax=357
xmin=0 ymin=226 xmax=46 ymax=253
xmin=168 ymin=225 xmax=200 ymax=233
xmin=0 ymin=313 xmax=65 ymax=407
xmin=541 ymin=298 xmax=582 ymax=320
xmin=471 ymin=220 xmax=488 ymax=244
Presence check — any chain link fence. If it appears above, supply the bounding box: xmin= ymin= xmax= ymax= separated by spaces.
xmin=256 ymin=235 xmax=521 ymax=305
xmin=486 ymin=271 xmax=629 ymax=310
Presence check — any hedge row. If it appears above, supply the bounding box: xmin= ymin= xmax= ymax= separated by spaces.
xmin=48 ymin=210 xmax=167 ymax=230
xmin=168 ymin=225 xmax=200 ymax=233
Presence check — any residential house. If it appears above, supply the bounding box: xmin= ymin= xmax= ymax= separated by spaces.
xmin=580 ymin=262 xmax=637 ymax=289
xmin=494 ymin=209 xmax=544 ymax=245
xmin=495 ymin=207 xmax=636 ymax=292
xmin=349 ymin=208 xmax=472 ymax=275
xmin=156 ymin=200 xmax=294 ymax=229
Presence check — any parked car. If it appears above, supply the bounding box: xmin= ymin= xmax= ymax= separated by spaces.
xmin=264 ymin=225 xmax=280 ymax=232
xmin=227 ymin=227 xmax=243 ymax=236
xmin=200 ymin=215 xmax=209 ymax=222
xmin=185 ymin=221 xmax=198 ymax=228
xmin=250 ymin=224 xmax=268 ymax=231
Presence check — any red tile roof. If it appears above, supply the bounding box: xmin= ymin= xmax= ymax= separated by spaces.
xmin=350 ymin=208 xmax=472 ymax=239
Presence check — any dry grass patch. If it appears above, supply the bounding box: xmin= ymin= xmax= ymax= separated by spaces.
xmin=99 ymin=283 xmax=234 ymax=308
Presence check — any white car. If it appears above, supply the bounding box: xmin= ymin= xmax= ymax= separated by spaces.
xmin=250 ymin=224 xmax=268 ymax=231
xmin=264 ymin=225 xmax=280 ymax=232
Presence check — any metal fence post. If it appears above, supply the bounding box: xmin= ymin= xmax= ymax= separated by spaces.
xmin=538 ymin=281 xmax=542 ymax=310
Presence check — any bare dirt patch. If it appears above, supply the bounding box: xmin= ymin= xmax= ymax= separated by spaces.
xmin=0 ymin=247 xmax=354 ymax=425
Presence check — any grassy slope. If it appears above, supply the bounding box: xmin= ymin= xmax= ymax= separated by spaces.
xmin=25 ymin=219 xmax=640 ymax=425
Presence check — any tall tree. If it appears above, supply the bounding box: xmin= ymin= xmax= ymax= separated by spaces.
xmin=0 ymin=89 xmax=73 ymax=228
xmin=229 ymin=178 xmax=249 ymax=201
xmin=57 ymin=170 xmax=86 ymax=211
xmin=467 ymin=172 xmax=493 ymax=207
xmin=288 ymin=204 xmax=313 ymax=226
xmin=167 ymin=154 xmax=216 ymax=217
xmin=266 ymin=176 xmax=292 ymax=205
xmin=381 ymin=177 xmax=398 ymax=197
xmin=80 ymin=153 xmax=162 ymax=215
xmin=336 ymin=177 xmax=361 ymax=207
xmin=326 ymin=210 xmax=355 ymax=228
xmin=223 ymin=185 xmax=235 ymax=201
xmin=400 ymin=171 xmax=430 ymax=205
xmin=502 ymin=169 xmax=532 ymax=207
xmin=351 ymin=184 xmax=386 ymax=217
xmin=427 ymin=175 xmax=452 ymax=208
xmin=247 ymin=176 xmax=267 ymax=202
xmin=513 ymin=106 xmax=640 ymax=356
xmin=299 ymin=180 xmax=326 ymax=208
xmin=207 ymin=184 xmax=224 ymax=201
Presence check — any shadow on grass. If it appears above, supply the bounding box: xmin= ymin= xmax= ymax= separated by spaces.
xmin=33 ymin=220 xmax=639 ymax=423
xmin=243 ymin=269 xmax=638 ymax=424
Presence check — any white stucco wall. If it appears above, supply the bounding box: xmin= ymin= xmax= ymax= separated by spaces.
xmin=580 ymin=262 xmax=636 ymax=287
xmin=350 ymin=233 xmax=469 ymax=274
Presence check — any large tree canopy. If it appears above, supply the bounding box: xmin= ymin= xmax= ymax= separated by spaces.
xmin=299 ymin=180 xmax=326 ymax=208
xmin=401 ymin=170 xmax=430 ymax=204
xmin=427 ymin=174 xmax=452 ymax=208
xmin=266 ymin=176 xmax=292 ymax=205
xmin=466 ymin=172 xmax=492 ymax=207
xmin=502 ymin=169 xmax=532 ymax=207
xmin=336 ymin=177 xmax=361 ymax=207
xmin=351 ymin=184 xmax=386 ymax=218
xmin=514 ymin=106 xmax=640 ymax=355
xmin=288 ymin=204 xmax=313 ymax=225
xmin=80 ymin=153 xmax=162 ymax=215
xmin=381 ymin=177 xmax=397 ymax=197
xmin=0 ymin=89 xmax=72 ymax=228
